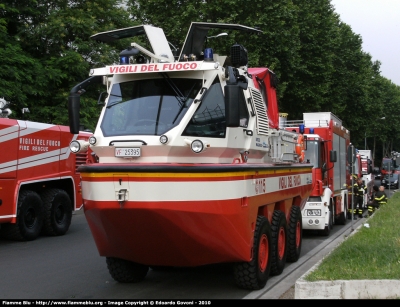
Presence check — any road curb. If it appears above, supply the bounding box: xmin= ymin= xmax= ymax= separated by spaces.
xmin=295 ymin=279 xmax=400 ymax=299
xmin=295 ymin=214 xmax=400 ymax=299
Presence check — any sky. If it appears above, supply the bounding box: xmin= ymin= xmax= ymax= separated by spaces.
xmin=330 ymin=0 xmax=400 ymax=85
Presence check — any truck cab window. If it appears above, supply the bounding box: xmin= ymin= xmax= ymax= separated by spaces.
xmin=101 ymin=78 xmax=202 ymax=137
xmin=182 ymin=77 xmax=226 ymax=138
xmin=238 ymin=89 xmax=249 ymax=127
xmin=304 ymin=140 xmax=321 ymax=168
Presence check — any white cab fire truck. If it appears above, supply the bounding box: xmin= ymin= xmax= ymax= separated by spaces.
xmin=0 ymin=97 xmax=92 ymax=241
xmin=286 ymin=112 xmax=350 ymax=236
xmin=357 ymin=149 xmax=375 ymax=204
xmin=67 ymin=23 xmax=313 ymax=290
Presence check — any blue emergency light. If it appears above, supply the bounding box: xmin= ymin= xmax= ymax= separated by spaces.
xmin=119 ymin=56 xmax=130 ymax=64
xmin=204 ymin=48 xmax=214 ymax=61
xmin=119 ymin=47 xmax=140 ymax=65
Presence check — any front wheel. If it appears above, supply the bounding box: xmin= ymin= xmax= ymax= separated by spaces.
xmin=234 ymin=216 xmax=272 ymax=290
xmin=321 ymin=204 xmax=334 ymax=236
xmin=106 ymin=257 xmax=149 ymax=283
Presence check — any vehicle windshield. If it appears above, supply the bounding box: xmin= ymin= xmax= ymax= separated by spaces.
xmin=100 ymin=78 xmax=203 ymax=136
xmin=353 ymin=157 xmax=360 ymax=176
xmin=384 ymin=173 xmax=398 ymax=180
xmin=382 ymin=159 xmax=395 ymax=170
xmin=304 ymin=140 xmax=321 ymax=168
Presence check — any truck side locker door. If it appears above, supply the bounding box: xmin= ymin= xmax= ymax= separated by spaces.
xmin=0 ymin=118 xmax=20 ymax=217
xmin=18 ymin=122 xmax=61 ymax=179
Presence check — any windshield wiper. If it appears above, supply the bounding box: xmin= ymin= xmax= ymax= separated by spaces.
xmin=106 ymin=94 xmax=128 ymax=109
xmin=172 ymin=82 xmax=198 ymax=124
xmin=159 ymin=73 xmax=187 ymax=106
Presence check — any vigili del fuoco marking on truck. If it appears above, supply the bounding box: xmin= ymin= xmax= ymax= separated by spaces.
xmin=67 ymin=22 xmax=314 ymax=290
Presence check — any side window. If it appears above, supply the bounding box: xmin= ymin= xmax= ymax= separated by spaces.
xmin=238 ymin=90 xmax=249 ymax=127
xmin=182 ymin=77 xmax=226 ymax=138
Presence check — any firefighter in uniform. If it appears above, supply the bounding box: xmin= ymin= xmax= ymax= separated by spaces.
xmin=376 ymin=186 xmax=388 ymax=208
xmin=355 ymin=178 xmax=365 ymax=218
xmin=366 ymin=185 xmax=379 ymax=217
xmin=347 ymin=174 xmax=359 ymax=220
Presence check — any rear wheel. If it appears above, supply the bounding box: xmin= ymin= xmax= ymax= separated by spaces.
xmin=336 ymin=198 xmax=347 ymax=225
xmin=286 ymin=206 xmax=302 ymax=262
xmin=234 ymin=216 xmax=272 ymax=290
xmin=270 ymin=210 xmax=287 ymax=276
xmin=0 ymin=190 xmax=44 ymax=241
xmin=41 ymin=188 xmax=72 ymax=236
xmin=106 ymin=257 xmax=149 ymax=283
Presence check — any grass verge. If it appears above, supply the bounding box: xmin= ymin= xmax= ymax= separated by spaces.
xmin=305 ymin=191 xmax=400 ymax=281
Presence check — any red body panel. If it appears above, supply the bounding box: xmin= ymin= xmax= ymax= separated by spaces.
xmin=248 ymin=68 xmax=279 ymax=129
xmin=0 ymin=118 xmax=91 ymax=223
xmin=286 ymin=117 xmax=350 ymax=218
xmin=80 ymin=163 xmax=313 ymax=267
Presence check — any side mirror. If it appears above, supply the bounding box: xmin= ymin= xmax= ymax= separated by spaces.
xmin=97 ymin=92 xmax=108 ymax=106
xmin=330 ymin=150 xmax=337 ymax=163
xmin=68 ymin=75 xmax=103 ymax=134
xmin=347 ymin=145 xmax=356 ymax=164
xmin=68 ymin=93 xmax=81 ymax=134
xmin=224 ymin=84 xmax=241 ymax=127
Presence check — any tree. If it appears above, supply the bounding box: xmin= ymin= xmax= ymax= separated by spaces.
xmin=0 ymin=0 xmax=132 ymax=130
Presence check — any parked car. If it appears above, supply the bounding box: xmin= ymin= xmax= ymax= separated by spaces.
xmin=373 ymin=166 xmax=381 ymax=179
xmin=381 ymin=173 xmax=400 ymax=189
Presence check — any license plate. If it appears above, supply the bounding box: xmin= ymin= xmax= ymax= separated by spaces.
xmin=115 ymin=147 xmax=141 ymax=157
xmin=306 ymin=209 xmax=321 ymax=216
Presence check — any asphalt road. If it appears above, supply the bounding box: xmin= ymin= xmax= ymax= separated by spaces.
xmin=0 ymin=207 xmax=362 ymax=300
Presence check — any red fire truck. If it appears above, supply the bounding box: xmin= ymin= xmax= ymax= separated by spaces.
xmin=0 ymin=97 xmax=92 ymax=241
xmin=67 ymin=23 xmax=313 ymax=290
xmin=356 ymin=149 xmax=375 ymax=204
xmin=286 ymin=112 xmax=351 ymax=236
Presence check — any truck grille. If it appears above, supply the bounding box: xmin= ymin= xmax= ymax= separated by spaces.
xmin=75 ymin=152 xmax=88 ymax=172
xmin=250 ymin=88 xmax=269 ymax=135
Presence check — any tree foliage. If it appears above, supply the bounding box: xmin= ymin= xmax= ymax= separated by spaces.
xmin=1 ymin=0 xmax=400 ymax=164
xmin=0 ymin=0 xmax=132 ymax=129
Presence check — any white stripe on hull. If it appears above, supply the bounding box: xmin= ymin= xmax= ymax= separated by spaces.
xmin=82 ymin=173 xmax=311 ymax=202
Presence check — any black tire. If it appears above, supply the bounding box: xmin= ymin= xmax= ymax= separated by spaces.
xmin=336 ymin=198 xmax=347 ymax=225
xmin=234 ymin=216 xmax=272 ymax=290
xmin=149 ymin=266 xmax=172 ymax=271
xmin=106 ymin=257 xmax=149 ymax=283
xmin=270 ymin=210 xmax=288 ymax=276
xmin=0 ymin=190 xmax=43 ymax=241
xmin=321 ymin=203 xmax=334 ymax=236
xmin=40 ymin=189 xmax=72 ymax=236
xmin=286 ymin=206 xmax=302 ymax=262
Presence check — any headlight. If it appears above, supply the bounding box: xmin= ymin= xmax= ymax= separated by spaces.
xmin=69 ymin=140 xmax=89 ymax=154
xmin=160 ymin=135 xmax=168 ymax=144
xmin=191 ymin=139 xmax=204 ymax=153
xmin=89 ymin=136 xmax=97 ymax=145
